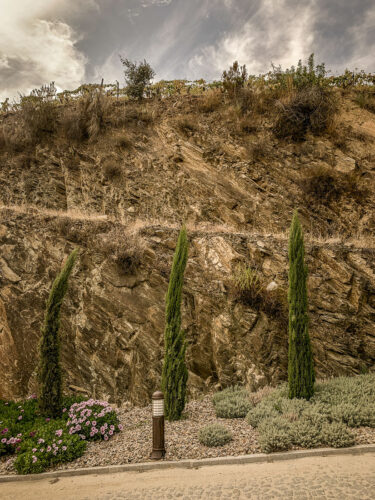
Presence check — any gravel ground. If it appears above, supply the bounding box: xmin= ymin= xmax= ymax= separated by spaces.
xmin=1 ymin=394 xmax=375 ymax=476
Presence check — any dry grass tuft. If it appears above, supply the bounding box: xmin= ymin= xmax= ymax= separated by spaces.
xmin=100 ymin=227 xmax=147 ymax=274
xmin=274 ymin=86 xmax=338 ymax=141
xmin=176 ymin=115 xmax=198 ymax=136
xmin=102 ymin=159 xmax=123 ymax=181
xmin=196 ymin=90 xmax=222 ymax=113
xmin=61 ymin=90 xmax=111 ymax=142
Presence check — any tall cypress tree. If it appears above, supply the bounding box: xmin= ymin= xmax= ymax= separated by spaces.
xmin=288 ymin=211 xmax=314 ymax=400
xmin=39 ymin=249 xmax=78 ymax=417
xmin=161 ymin=227 xmax=189 ymax=421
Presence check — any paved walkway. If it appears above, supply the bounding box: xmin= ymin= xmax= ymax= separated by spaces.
xmin=1 ymin=453 xmax=375 ymax=499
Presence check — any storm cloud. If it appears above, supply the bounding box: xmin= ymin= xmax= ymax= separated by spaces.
xmin=0 ymin=0 xmax=374 ymax=100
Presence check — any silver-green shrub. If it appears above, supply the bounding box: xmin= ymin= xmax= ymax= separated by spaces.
xmin=257 ymin=417 xmax=293 ymax=453
xmin=212 ymin=386 xmax=249 ymax=405
xmin=290 ymin=417 xmax=322 ymax=448
xmin=213 ymin=386 xmax=252 ymax=418
xmin=198 ymin=424 xmax=232 ymax=447
xmin=320 ymin=422 xmax=355 ymax=448
xmin=215 ymin=395 xmax=253 ymax=418
xmin=246 ymin=400 xmax=279 ymax=428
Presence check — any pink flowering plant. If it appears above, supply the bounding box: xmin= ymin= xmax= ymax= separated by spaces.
xmin=1 ymin=395 xmax=122 ymax=474
xmin=0 ymin=397 xmax=39 ymax=456
xmin=66 ymin=399 xmax=122 ymax=442
xmin=14 ymin=419 xmax=86 ymax=474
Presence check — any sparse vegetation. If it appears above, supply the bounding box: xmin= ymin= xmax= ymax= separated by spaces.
xmin=354 ymin=90 xmax=375 ymax=113
xmin=222 ymin=61 xmax=248 ymax=98
xmin=20 ymin=83 xmax=59 ymax=142
xmin=197 ymin=89 xmax=222 ymax=113
xmin=301 ymin=166 xmax=369 ymax=206
xmin=176 ymin=116 xmax=198 ymax=135
xmin=231 ymin=264 xmax=288 ymax=323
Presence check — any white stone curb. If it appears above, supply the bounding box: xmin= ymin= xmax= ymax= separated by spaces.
xmin=1 ymin=444 xmax=375 ymax=483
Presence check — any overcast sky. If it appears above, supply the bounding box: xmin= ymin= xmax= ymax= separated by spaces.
xmin=0 ymin=0 xmax=374 ymax=101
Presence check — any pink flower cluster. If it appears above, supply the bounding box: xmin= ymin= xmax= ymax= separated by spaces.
xmin=0 ymin=429 xmax=22 ymax=448
xmin=30 ymin=439 xmax=69 ymax=459
xmin=66 ymin=399 xmax=122 ymax=442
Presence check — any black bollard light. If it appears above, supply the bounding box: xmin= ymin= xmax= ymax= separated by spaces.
xmin=150 ymin=391 xmax=166 ymax=460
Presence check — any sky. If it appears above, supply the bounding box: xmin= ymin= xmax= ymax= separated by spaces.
xmin=0 ymin=0 xmax=374 ymax=101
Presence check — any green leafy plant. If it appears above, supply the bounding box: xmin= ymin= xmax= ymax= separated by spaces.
xmin=198 ymin=424 xmax=232 ymax=447
xmin=14 ymin=419 xmax=86 ymax=475
xmin=39 ymin=250 xmax=78 ymax=418
xmin=161 ymin=227 xmax=189 ymax=421
xmin=1 ymin=395 xmax=122 ymax=474
xmin=120 ymin=58 xmax=155 ymax=100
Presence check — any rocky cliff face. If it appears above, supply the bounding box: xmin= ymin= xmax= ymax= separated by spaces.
xmin=1 ymin=93 xmax=375 ymax=403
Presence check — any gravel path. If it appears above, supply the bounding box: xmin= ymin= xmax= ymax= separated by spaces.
xmin=1 ymin=394 xmax=375 ymax=476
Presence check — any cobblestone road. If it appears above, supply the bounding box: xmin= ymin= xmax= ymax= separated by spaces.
xmin=1 ymin=453 xmax=375 ymax=499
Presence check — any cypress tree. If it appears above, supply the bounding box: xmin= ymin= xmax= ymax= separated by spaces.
xmin=288 ymin=211 xmax=314 ymax=400
xmin=38 ymin=249 xmax=78 ymax=417
xmin=161 ymin=226 xmax=189 ymax=421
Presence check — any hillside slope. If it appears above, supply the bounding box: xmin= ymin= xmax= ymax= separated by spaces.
xmin=0 ymin=91 xmax=375 ymax=403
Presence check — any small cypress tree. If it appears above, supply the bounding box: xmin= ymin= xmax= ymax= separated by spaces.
xmin=161 ymin=227 xmax=189 ymax=421
xmin=288 ymin=211 xmax=314 ymax=400
xmin=38 ymin=249 xmax=78 ymax=417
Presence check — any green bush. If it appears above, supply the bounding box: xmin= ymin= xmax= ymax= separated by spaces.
xmin=120 ymin=58 xmax=155 ymax=100
xmin=320 ymin=422 xmax=355 ymax=448
xmin=222 ymin=61 xmax=248 ymax=98
xmin=257 ymin=417 xmax=293 ymax=453
xmin=0 ymin=395 xmax=122 ymax=474
xmin=14 ymin=419 xmax=86 ymax=474
xmin=267 ymin=54 xmax=328 ymax=91
xmin=198 ymin=424 xmax=232 ymax=447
